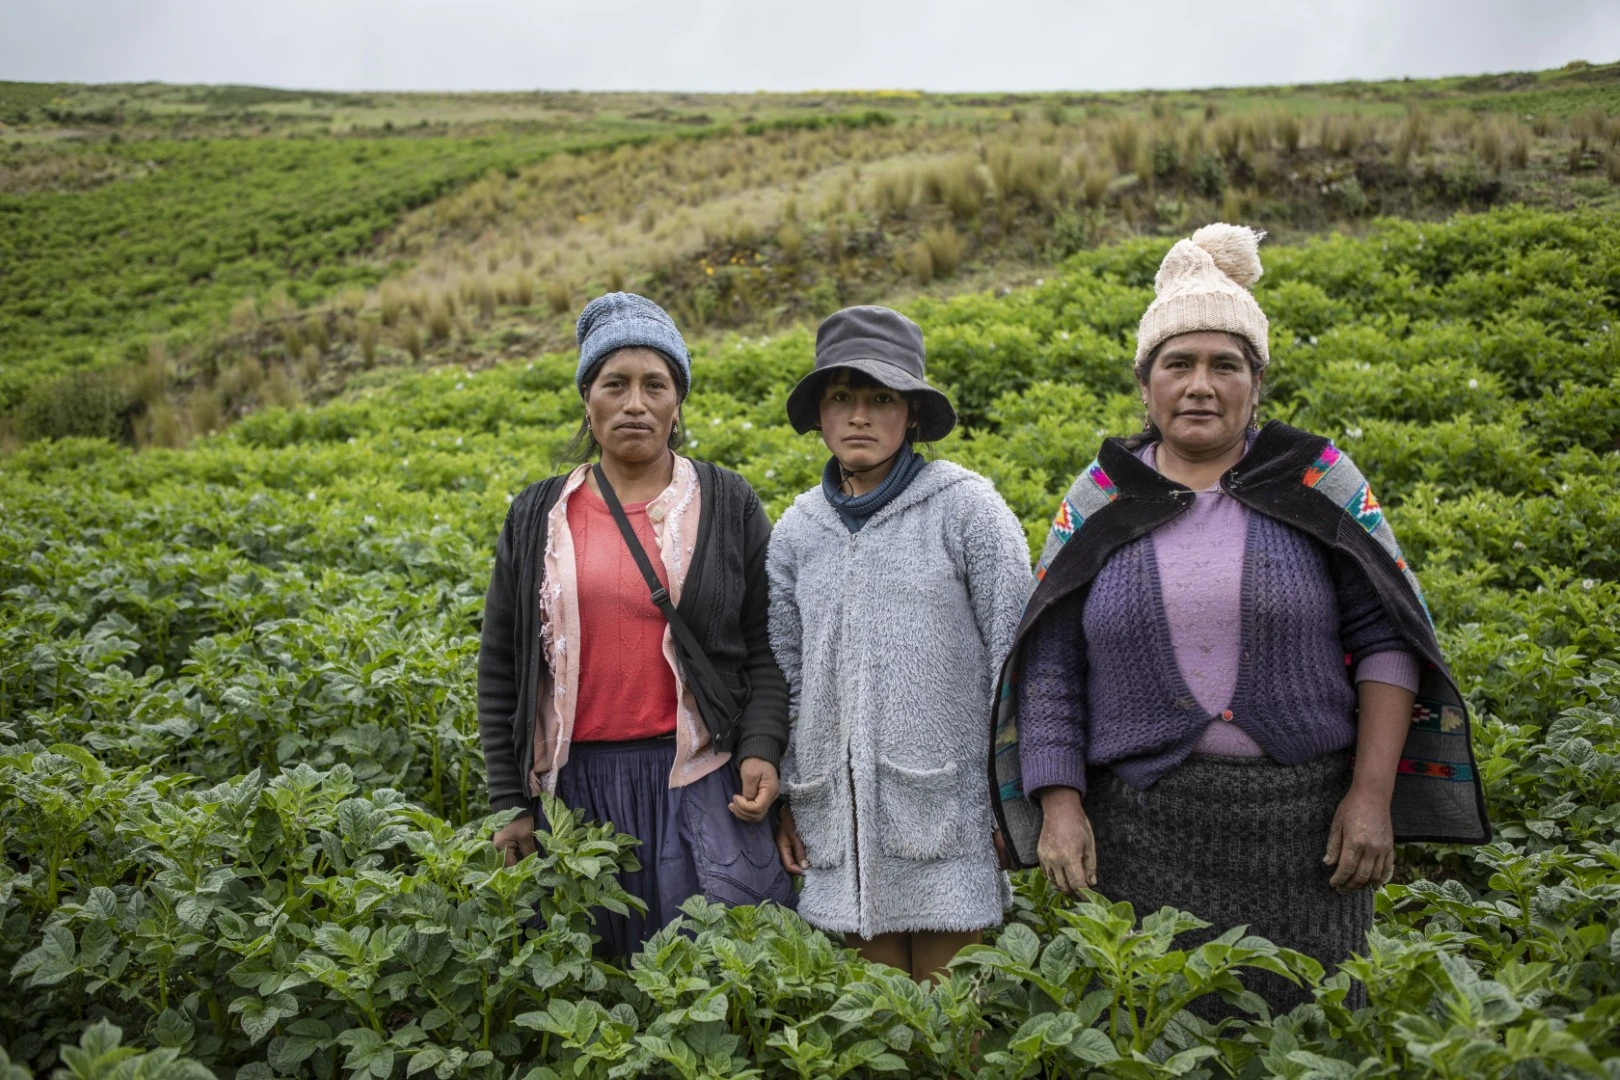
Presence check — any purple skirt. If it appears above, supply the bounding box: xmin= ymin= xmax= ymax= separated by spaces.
xmin=543 ymin=736 xmax=795 ymax=956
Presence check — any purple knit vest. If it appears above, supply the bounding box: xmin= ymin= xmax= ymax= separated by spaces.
xmin=1081 ymin=510 xmax=1358 ymax=788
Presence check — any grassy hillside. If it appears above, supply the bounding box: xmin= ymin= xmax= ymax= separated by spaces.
xmin=2 ymin=61 xmax=1619 ymax=443
xmin=2 ymin=207 xmax=1618 ymax=1076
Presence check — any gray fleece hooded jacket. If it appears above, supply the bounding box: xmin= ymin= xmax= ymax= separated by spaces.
xmin=767 ymin=459 xmax=1033 ymax=937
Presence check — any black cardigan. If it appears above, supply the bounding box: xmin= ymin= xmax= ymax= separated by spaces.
xmin=477 ymin=460 xmax=788 ymax=814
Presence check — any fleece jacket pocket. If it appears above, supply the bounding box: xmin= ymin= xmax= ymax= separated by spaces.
xmin=876 ymin=758 xmax=961 ymax=861
xmin=782 ymin=774 xmax=845 ymax=869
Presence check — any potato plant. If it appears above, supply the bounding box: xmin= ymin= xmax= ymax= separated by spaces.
xmin=2 ymin=207 xmax=1619 ymax=1077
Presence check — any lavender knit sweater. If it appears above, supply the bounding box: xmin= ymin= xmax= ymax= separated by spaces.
xmin=1017 ymin=458 xmax=1416 ymax=798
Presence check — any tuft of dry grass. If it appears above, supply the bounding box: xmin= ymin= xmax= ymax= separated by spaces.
xmin=406 ymin=288 xmax=429 ymax=320
xmin=230 ymin=297 xmax=259 ymax=330
xmin=1108 ymin=119 xmax=1142 ymax=172
xmin=426 ymin=296 xmax=453 ymax=342
xmin=358 ymin=319 xmax=380 ymax=367
xmin=1320 ymin=115 xmax=1368 ymax=156
xmin=1251 ymin=151 xmax=1281 ymax=192
xmin=379 ymin=283 xmax=405 ymax=326
xmin=1571 ymin=106 xmax=1607 ymax=153
xmin=305 ymin=317 xmax=330 ymax=354
xmin=128 ymin=337 xmax=170 ymax=407
xmin=188 ymin=389 xmax=224 ymax=435
xmin=1504 ymin=120 xmax=1531 ymax=169
xmin=136 ymin=401 xmax=185 ymax=450
xmin=1395 ymin=109 xmax=1430 ymax=170
xmin=401 ymin=320 xmax=424 ymax=361
xmin=991 ymin=145 xmax=1062 ymax=208
xmin=919 ymin=157 xmax=987 ymax=221
xmin=266 ymin=290 xmax=297 ymax=321
xmin=472 ymin=275 xmax=497 ymax=321
xmin=1221 ymin=186 xmax=1255 ymax=222
xmin=264 ymin=363 xmax=301 ymax=408
xmin=1273 ymin=112 xmax=1302 ymax=153
xmin=872 ymin=167 xmax=916 ymax=215
xmin=298 ymin=345 xmax=321 ymax=386
xmin=545 ymin=280 xmax=572 ymax=315
xmin=1211 ymin=116 xmax=1243 ymax=158
xmin=280 ymin=323 xmax=304 ymax=358
xmin=922 ymin=224 xmax=964 ymax=278
xmin=908 ymin=240 xmax=934 ymax=284
xmin=1133 ymin=140 xmax=1156 ymax=187
xmin=777 ymin=222 xmax=804 ymax=261
xmin=1082 ymin=166 xmax=1113 ymax=208
xmin=1476 ymin=122 xmax=1504 ymax=171
xmin=218 ymin=355 xmax=264 ymax=405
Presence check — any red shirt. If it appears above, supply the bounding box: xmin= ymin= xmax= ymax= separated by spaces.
xmin=567 ymin=483 xmax=679 ymax=743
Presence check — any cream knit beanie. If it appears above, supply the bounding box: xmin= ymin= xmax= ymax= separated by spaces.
xmin=1133 ymin=223 xmax=1270 ymax=379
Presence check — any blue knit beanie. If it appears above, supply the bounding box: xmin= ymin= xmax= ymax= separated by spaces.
xmin=574 ymin=292 xmax=691 ymax=398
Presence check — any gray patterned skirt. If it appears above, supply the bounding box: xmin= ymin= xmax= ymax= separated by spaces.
xmin=1087 ymin=751 xmax=1372 ymax=1017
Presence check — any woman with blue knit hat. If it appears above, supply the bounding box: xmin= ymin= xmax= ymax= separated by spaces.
xmin=767 ymin=305 xmax=1032 ymax=981
xmin=477 ymin=292 xmax=794 ymax=957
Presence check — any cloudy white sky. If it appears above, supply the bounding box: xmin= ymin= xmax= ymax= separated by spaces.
xmin=3 ymin=0 xmax=1617 ymax=93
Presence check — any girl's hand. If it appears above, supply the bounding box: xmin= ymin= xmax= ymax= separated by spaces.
xmin=729 ymin=757 xmax=780 ymax=822
xmin=492 ymin=815 xmax=536 ymax=867
xmin=776 ymin=804 xmax=808 ymax=875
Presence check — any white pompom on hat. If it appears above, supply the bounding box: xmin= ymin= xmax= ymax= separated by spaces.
xmin=1133 ymin=223 xmax=1271 ymax=378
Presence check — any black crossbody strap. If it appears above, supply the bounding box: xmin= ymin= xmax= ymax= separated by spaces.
xmin=591 ymin=463 xmax=734 ymax=697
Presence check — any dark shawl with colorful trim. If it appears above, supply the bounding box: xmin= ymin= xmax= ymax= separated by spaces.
xmin=989 ymin=421 xmax=1491 ymax=868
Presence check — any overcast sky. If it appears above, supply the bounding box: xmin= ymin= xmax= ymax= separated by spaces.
xmin=4 ymin=0 xmax=1617 ymax=93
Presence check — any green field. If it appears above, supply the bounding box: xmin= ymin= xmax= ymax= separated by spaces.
xmin=3 ymin=206 xmax=1620 ymax=1077
xmin=1 ymin=63 xmax=1620 ymax=1079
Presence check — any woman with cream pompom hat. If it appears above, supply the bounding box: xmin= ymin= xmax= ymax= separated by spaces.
xmin=988 ymin=224 xmax=1490 ymax=1015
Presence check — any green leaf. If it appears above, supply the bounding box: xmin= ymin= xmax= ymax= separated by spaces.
xmin=1001 ymin=922 xmax=1041 ymax=967
xmin=406 ymin=1046 xmax=445 ymax=1076
xmin=1068 ymin=1027 xmax=1119 ymax=1065
xmin=150 ymin=1008 xmax=193 ymax=1050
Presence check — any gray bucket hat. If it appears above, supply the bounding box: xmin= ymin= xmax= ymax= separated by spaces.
xmin=785 ymin=306 xmax=957 ymax=442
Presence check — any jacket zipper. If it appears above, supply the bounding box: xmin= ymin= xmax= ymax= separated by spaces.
xmin=843 ymin=531 xmax=864 ymax=935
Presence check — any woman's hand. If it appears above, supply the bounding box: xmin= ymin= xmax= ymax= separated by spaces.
xmin=775 ymin=804 xmax=808 ymax=875
xmin=493 ymin=814 xmax=537 ymax=867
xmin=1327 ymin=679 xmax=1408 ymax=893
xmin=1036 ymin=787 xmax=1096 ymax=895
xmin=1325 ymin=786 xmax=1395 ymax=893
xmin=729 ymin=757 xmax=780 ymax=822
xmin=992 ymin=830 xmax=1015 ymax=872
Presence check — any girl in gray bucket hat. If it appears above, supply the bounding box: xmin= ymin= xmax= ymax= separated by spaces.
xmin=766 ymin=305 xmax=1033 ymax=980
